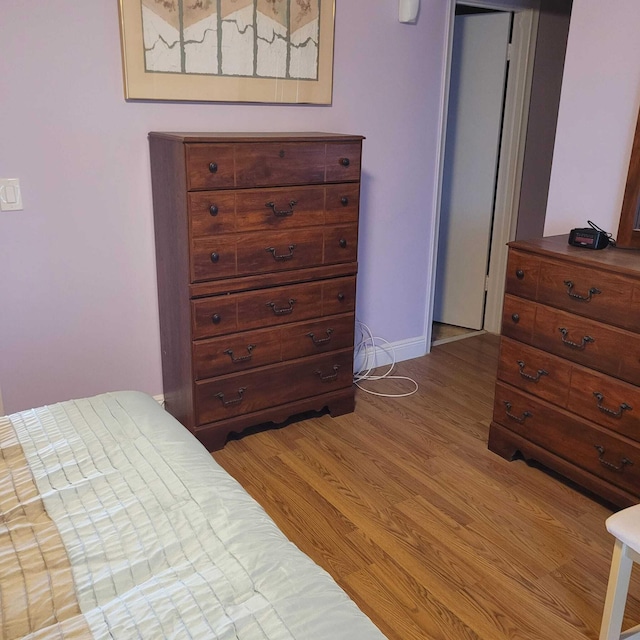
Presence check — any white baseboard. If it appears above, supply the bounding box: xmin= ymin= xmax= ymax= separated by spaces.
xmin=153 ymin=394 xmax=165 ymax=407
xmin=354 ymin=335 xmax=428 ymax=375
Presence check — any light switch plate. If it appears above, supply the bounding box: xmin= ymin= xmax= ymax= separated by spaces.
xmin=0 ymin=178 xmax=23 ymax=211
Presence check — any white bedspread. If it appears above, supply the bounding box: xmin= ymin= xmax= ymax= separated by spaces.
xmin=5 ymin=391 xmax=386 ymax=639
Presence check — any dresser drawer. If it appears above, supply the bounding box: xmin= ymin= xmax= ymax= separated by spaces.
xmin=501 ymin=294 xmax=536 ymax=344
xmin=505 ymin=250 xmax=541 ymax=300
xmin=189 ymin=191 xmax=237 ymax=237
xmin=568 ymin=368 xmax=640 ymax=442
xmin=505 ymin=249 xmax=640 ymax=332
xmin=189 ymin=186 xmax=327 ymax=238
xmin=235 ymin=186 xmax=326 ymax=230
xmin=281 ymin=314 xmax=355 ymax=360
xmin=322 ymin=276 xmax=357 ymax=315
xmin=195 ymin=348 xmax=354 ymax=424
xmin=186 ymin=143 xmax=236 ymax=190
xmin=493 ymin=382 xmax=640 ymax=495
xmin=190 ymin=185 xmax=359 ymax=242
xmin=186 ymin=141 xmax=360 ymax=190
xmin=235 ymin=142 xmax=327 ymax=187
xmin=191 ymin=236 xmax=238 ymax=282
xmin=325 ymin=184 xmax=360 ymax=225
xmin=324 ymin=224 xmax=358 ymax=264
xmin=193 ymin=313 xmax=355 ymax=381
xmin=238 ymin=229 xmax=323 ymax=274
xmin=192 ymin=281 xmax=324 ymax=340
xmin=191 ymin=229 xmax=325 ymax=282
xmin=325 ymin=142 xmax=362 ymax=182
xmin=532 ymin=304 xmax=640 ymax=385
xmin=190 ymin=226 xmax=359 ymax=283
xmin=238 ymin=283 xmax=324 ymax=332
xmin=497 ymin=337 xmax=571 ymax=406
xmin=193 ymin=327 xmax=281 ymax=380
xmin=537 ymin=259 xmax=635 ymax=330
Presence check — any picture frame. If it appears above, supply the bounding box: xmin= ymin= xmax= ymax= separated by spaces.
xmin=117 ymin=0 xmax=336 ymax=104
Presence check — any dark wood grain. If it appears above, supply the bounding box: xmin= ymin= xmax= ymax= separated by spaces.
xmin=149 ymin=133 xmax=363 ymax=450
xmin=148 ymin=135 xmax=195 ymax=432
xmin=533 ymin=303 xmax=640 ymax=384
xmin=497 ymin=336 xmax=572 ymax=406
xmin=491 ymin=237 xmax=640 ymax=509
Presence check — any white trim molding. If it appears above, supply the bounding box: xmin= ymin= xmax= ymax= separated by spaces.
xmin=354 ymin=335 xmax=428 ymax=374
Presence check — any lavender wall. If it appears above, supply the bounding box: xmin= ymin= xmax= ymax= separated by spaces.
xmin=545 ymin=0 xmax=640 ymax=237
xmin=0 ymin=1 xmax=448 ymax=413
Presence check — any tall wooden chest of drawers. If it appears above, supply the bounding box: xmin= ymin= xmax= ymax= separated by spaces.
xmin=149 ymin=132 xmax=363 ymax=450
xmin=489 ymin=235 xmax=640 ymax=507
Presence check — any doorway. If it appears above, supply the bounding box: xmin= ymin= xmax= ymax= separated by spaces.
xmin=430 ymin=0 xmax=573 ymax=347
xmin=433 ymin=6 xmax=513 ymax=344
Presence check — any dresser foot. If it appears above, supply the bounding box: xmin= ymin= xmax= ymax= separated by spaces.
xmin=327 ymin=388 xmax=356 ymax=417
xmin=488 ymin=422 xmax=522 ymax=461
xmin=488 ymin=422 xmax=637 ymax=509
xmin=195 ymin=387 xmax=357 ymax=451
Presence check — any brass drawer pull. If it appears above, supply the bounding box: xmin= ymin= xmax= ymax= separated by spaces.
xmin=593 ymin=392 xmax=632 ymax=418
xmin=517 ymin=360 xmax=548 ymax=382
xmin=503 ymin=401 xmax=532 ymax=424
xmin=224 ymin=345 xmax=255 ymax=364
xmin=594 ymin=445 xmax=632 ymax=472
xmin=266 ymin=298 xmax=296 ymax=315
xmin=266 ymin=199 xmax=297 ymax=217
xmin=316 ymin=365 xmax=340 ymax=382
xmin=559 ymin=328 xmax=594 ymax=350
xmin=265 ymin=244 xmax=296 ymax=261
xmin=307 ymin=328 xmax=334 ymax=346
xmin=563 ymin=280 xmax=601 ymax=302
xmin=215 ymin=387 xmax=246 ymax=407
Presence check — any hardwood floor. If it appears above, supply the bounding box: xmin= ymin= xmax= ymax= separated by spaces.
xmin=212 ymin=334 xmax=640 ymax=640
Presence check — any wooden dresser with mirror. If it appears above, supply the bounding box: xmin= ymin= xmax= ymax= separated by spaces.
xmin=489 ymin=236 xmax=640 ymax=508
xmin=489 ymin=104 xmax=640 ymax=508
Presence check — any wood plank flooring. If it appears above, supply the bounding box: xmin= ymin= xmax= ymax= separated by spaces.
xmin=212 ymin=333 xmax=640 ymax=640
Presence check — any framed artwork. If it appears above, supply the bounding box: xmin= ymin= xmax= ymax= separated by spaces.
xmin=118 ymin=0 xmax=335 ymax=104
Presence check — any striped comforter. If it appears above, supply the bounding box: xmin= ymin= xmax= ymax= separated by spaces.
xmin=0 ymin=391 xmax=385 ymax=639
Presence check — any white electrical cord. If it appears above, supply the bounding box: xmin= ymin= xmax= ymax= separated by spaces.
xmin=353 ymin=320 xmax=419 ymax=398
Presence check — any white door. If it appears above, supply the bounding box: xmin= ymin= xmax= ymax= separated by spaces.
xmin=433 ymin=11 xmax=511 ymax=330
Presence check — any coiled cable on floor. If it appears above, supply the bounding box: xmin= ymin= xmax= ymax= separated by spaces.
xmin=353 ymin=320 xmax=418 ymax=398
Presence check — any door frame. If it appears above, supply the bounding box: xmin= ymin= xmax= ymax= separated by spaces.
xmin=426 ymin=0 xmax=540 ymax=344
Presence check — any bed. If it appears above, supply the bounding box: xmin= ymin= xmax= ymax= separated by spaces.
xmin=1 ymin=390 xmax=386 ymax=639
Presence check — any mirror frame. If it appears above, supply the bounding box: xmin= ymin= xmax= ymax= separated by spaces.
xmin=617 ymin=104 xmax=640 ymax=249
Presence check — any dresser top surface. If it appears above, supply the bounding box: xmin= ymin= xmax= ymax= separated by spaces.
xmin=148 ymin=132 xmax=365 ymax=143
xmin=510 ymin=234 xmax=640 ymax=277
